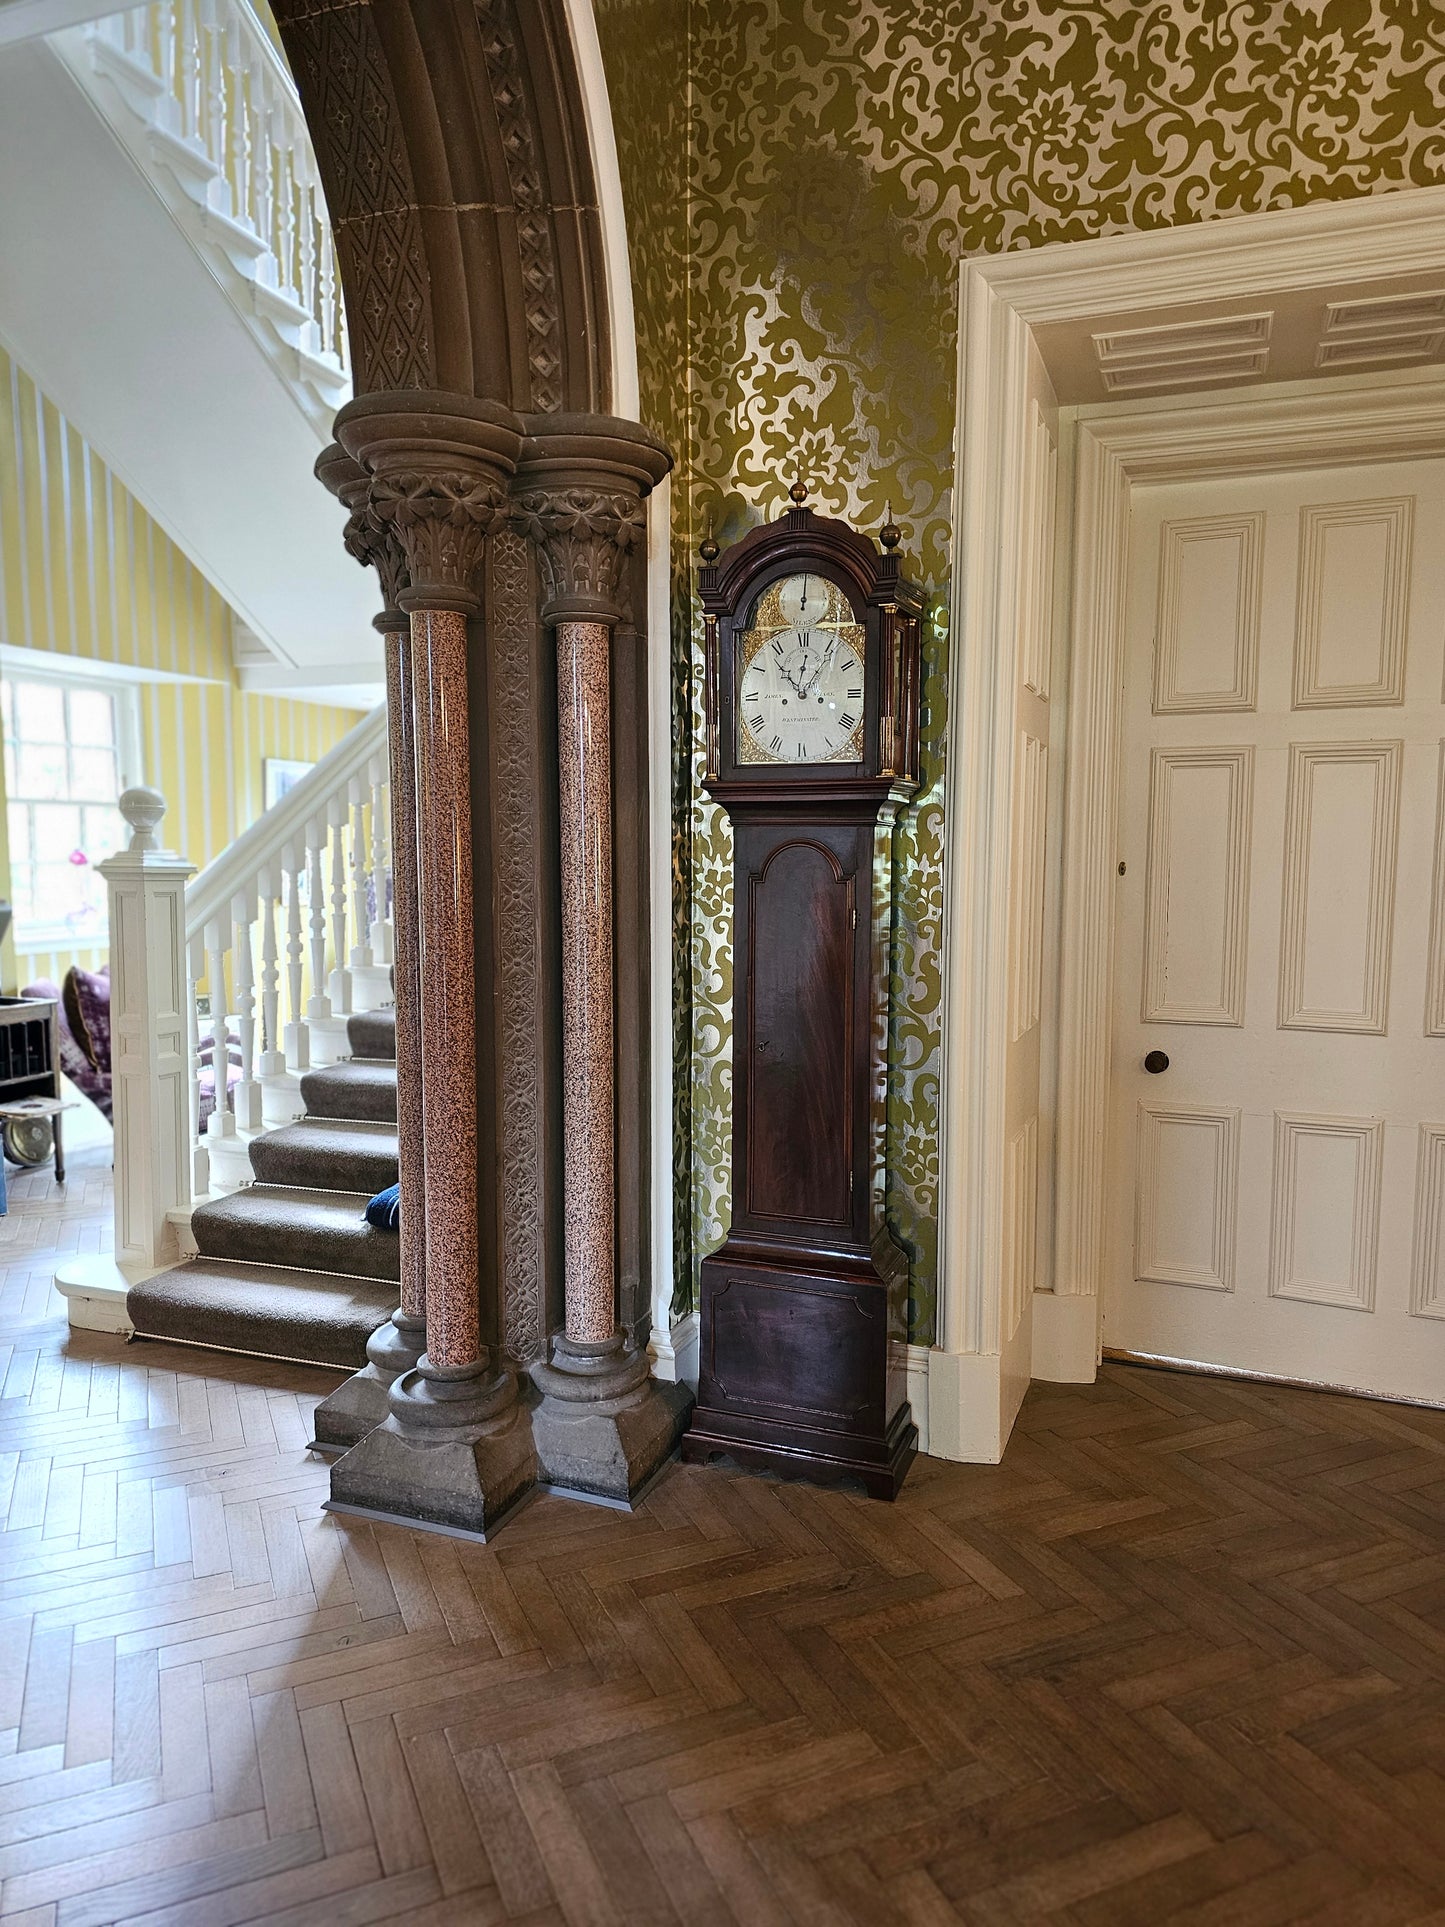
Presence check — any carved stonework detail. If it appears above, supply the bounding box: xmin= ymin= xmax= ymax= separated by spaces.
xmin=475 ymin=0 xmax=564 ymax=412
xmin=489 ymin=529 xmax=548 ymax=1365
xmin=512 ymin=487 xmax=645 ymax=623
xmin=369 ymin=470 xmax=506 ymax=603
xmin=343 ymin=508 xmax=410 ymax=618
xmin=272 ymin=0 xmax=434 ymax=391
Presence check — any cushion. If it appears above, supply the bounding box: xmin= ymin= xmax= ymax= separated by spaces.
xmin=62 ymin=965 xmax=111 ymax=1073
xmin=22 ymin=978 xmax=111 ymax=1122
xmin=364 ymin=1183 xmax=401 ymax=1231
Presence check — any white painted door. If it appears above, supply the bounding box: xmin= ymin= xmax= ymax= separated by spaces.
xmin=1105 ymin=455 xmax=1445 ymax=1404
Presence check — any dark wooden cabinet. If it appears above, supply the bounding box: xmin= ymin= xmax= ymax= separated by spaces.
xmin=680 ymin=496 xmax=923 ymax=1499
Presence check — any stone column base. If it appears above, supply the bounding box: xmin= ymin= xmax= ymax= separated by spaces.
xmin=531 ymin=1333 xmax=694 ymax=1506
xmin=311 ymin=1309 xmax=426 ymax=1453
xmin=326 ymin=1355 xmax=536 ymax=1540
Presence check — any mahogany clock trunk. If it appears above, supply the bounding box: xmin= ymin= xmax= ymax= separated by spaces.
xmin=681 ymin=497 xmax=923 ymax=1499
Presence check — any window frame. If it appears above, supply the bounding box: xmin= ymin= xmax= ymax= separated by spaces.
xmin=0 ymin=661 xmax=144 ymax=954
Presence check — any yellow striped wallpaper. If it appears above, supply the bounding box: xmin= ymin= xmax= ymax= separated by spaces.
xmin=0 ymin=348 xmax=366 ymax=991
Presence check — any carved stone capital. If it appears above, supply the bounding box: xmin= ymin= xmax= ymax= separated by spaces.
xmin=315 ymin=443 xmax=410 ymax=635
xmin=512 ymin=414 xmax=673 ymax=626
xmin=511 ymin=485 xmax=645 ymax=626
xmin=368 ymin=469 xmax=505 ymax=613
xmin=334 ymin=391 xmax=525 ymax=614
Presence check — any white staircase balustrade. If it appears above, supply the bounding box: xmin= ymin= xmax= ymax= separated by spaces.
xmin=54 ymin=704 xmax=392 ymax=1334
xmin=183 ymin=701 xmax=390 ymax=1189
xmin=49 ymin=0 xmax=349 ymax=436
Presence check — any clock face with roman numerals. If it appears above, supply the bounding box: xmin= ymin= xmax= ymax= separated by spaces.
xmin=736 ymin=572 xmax=866 ymax=765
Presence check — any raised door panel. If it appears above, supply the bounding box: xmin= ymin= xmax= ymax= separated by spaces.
xmin=1424 ymin=744 xmax=1445 ymax=1036
xmin=1135 ymin=1104 xmax=1239 ymax=1293
xmin=1153 ymin=512 xmax=1262 ymax=714
xmin=1141 ymin=747 xmax=1253 ymax=1025
xmin=1293 ymin=497 xmax=1411 ymax=709
xmin=1278 ymin=742 xmax=1401 ymax=1034
xmin=1008 ymin=733 xmax=1049 ymax=1041
xmin=1269 ymin=1112 xmax=1383 ymax=1312
xmin=1410 ymin=1125 xmax=1445 ymax=1320
xmin=743 ymin=837 xmax=854 ymax=1226
xmin=1003 ymin=1113 xmax=1038 ymax=1341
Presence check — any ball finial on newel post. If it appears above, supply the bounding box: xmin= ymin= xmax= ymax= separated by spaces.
xmin=119 ymin=786 xmax=167 ymax=853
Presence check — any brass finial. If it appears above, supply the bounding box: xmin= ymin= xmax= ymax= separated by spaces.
xmin=880 ymin=501 xmax=901 ymax=551
xmin=788 ymin=479 xmax=809 ymax=506
xmin=699 ymin=519 xmax=720 ymax=565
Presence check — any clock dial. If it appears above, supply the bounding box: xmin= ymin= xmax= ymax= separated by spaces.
xmin=736 ymin=572 xmax=865 ymax=765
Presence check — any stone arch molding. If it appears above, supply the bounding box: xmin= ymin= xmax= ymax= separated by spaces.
xmin=271 ymin=0 xmax=612 ymax=414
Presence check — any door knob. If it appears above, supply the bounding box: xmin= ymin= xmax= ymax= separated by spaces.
xmin=1144 ymin=1050 xmax=1169 ymax=1074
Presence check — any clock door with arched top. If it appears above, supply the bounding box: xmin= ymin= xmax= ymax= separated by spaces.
xmin=740 ymin=832 xmax=858 ymax=1232
xmin=680 ymin=490 xmax=924 ymax=1501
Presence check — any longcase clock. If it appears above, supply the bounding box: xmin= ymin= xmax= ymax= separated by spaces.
xmin=680 ymin=487 xmax=924 ymax=1499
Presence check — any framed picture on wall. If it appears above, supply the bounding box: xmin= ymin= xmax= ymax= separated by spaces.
xmin=263 ymin=758 xmax=313 ymax=811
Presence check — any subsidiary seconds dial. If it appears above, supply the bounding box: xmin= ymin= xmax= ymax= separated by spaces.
xmin=736 ymin=571 xmax=865 ymax=765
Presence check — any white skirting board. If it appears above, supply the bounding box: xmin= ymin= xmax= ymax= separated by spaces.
xmin=1031 ymin=1289 xmax=1099 ymax=1384
xmin=908 ymin=1302 xmax=1035 ymax=1464
xmin=648 ymin=1310 xmax=699 ymax=1388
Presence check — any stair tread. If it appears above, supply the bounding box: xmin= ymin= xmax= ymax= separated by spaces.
xmin=128 ymin=1258 xmax=392 ymax=1371
xmin=192 ymin=1184 xmax=400 ymax=1283
xmin=249 ymin=1117 xmax=399 ymax=1193
xmin=301 ymin=1059 xmax=397 ymax=1123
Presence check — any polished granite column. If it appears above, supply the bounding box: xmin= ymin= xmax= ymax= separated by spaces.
xmin=515 ymin=419 xmax=691 ymax=1504
xmin=325 ymin=394 xmax=535 ymax=1538
xmin=311 ymin=450 xmax=427 ymax=1451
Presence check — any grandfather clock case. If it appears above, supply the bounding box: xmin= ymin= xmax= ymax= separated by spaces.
xmin=680 ymin=494 xmax=924 ymax=1498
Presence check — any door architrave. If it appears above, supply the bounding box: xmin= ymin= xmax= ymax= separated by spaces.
xmin=937 ymin=185 xmax=1445 ymax=1455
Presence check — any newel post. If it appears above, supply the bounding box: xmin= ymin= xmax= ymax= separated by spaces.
xmin=102 ymin=788 xmax=196 ymax=1274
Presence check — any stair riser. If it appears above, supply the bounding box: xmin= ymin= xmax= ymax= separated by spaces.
xmin=301 ymin=1066 xmax=397 ymax=1124
xmin=248 ymin=1142 xmax=399 ymax=1193
xmin=191 ymin=1215 xmax=400 ymax=1285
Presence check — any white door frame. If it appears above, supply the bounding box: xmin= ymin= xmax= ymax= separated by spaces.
xmin=937 ymin=185 xmax=1445 ymax=1447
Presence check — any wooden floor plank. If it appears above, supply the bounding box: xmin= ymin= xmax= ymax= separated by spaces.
xmin=0 ymin=1144 xmax=1443 ymax=1924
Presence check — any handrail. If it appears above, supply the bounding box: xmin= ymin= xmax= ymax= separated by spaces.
xmin=186 ymin=702 xmax=386 ymax=940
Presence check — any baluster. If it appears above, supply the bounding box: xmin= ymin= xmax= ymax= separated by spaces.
xmin=258 ymin=863 xmax=284 ymax=1084
xmin=271 ymin=119 xmax=294 ymax=296
xmin=281 ymin=839 xmax=310 ymax=1070
xmin=227 ymin=18 xmax=251 ymax=233
xmin=202 ymin=0 xmax=227 ymax=207
xmin=327 ymin=795 xmax=352 ymax=1014
xmin=306 ymin=817 xmax=331 ymax=1021
xmin=156 ymin=0 xmax=178 ymax=134
xmin=349 ymin=777 xmax=370 ymax=974
xmin=318 ymin=220 xmax=339 ymax=363
xmin=231 ymin=888 xmax=261 ymax=1132
xmin=181 ymin=0 xmax=202 ymax=144
xmin=187 ymin=936 xmax=210 ymax=1198
xmin=294 ymin=144 xmax=318 ymax=345
xmin=252 ymin=66 xmax=274 ymax=279
xmin=204 ymin=919 xmax=234 ymax=1141
xmin=369 ymin=752 xmax=393 ymax=967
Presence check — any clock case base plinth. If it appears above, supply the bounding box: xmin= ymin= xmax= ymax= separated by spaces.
xmin=681 ymin=1237 xmax=917 ymax=1501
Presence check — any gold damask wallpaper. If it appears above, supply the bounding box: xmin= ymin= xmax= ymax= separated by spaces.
xmin=593 ymin=0 xmax=1445 ymax=1340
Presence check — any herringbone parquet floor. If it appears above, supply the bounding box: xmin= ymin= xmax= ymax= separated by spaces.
xmin=4 ymin=1147 xmax=1445 ymax=1923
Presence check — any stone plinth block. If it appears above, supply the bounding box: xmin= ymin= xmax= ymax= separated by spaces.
xmin=531 ymin=1333 xmax=693 ymax=1506
xmin=326 ymin=1355 xmax=535 ymax=1540
xmin=311 ymin=1309 xmax=425 ymax=1453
